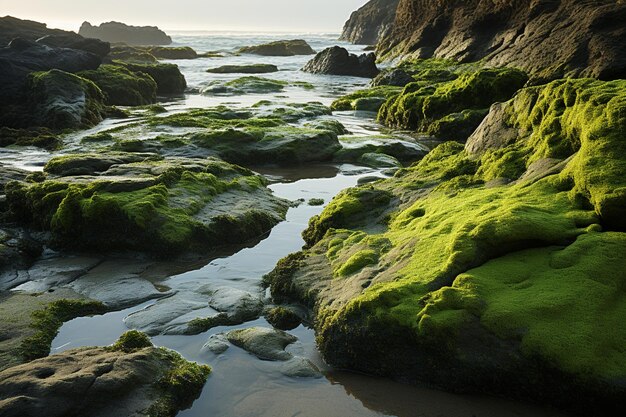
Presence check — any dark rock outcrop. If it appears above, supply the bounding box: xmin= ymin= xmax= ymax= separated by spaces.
xmin=302 ymin=46 xmax=380 ymax=78
xmin=0 ymin=39 xmax=105 ymax=128
xmin=370 ymin=68 xmax=413 ymax=86
xmin=238 ymin=40 xmax=315 ymax=56
xmin=0 ymin=16 xmax=109 ymax=57
xmin=378 ymin=0 xmax=626 ymax=80
xmin=340 ymin=0 xmax=400 ymax=45
xmin=79 ymin=21 xmax=172 ymax=46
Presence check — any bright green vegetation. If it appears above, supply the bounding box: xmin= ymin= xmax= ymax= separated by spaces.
xmin=79 ymin=64 xmax=157 ymax=106
xmin=107 ymin=331 xmax=211 ymax=417
xmin=111 ymin=330 xmax=153 ymax=352
xmin=379 ymin=67 xmax=528 ymax=140
xmin=268 ymin=77 xmax=626 ymax=399
xmin=265 ymin=306 xmax=302 ymax=330
xmin=206 ymin=64 xmax=279 ymax=74
xmin=28 ymin=70 xmax=106 ymax=130
xmin=115 ymin=61 xmax=187 ymax=94
xmin=331 ymin=59 xmax=528 ymax=142
xmin=5 ymin=157 xmax=287 ymax=254
xmin=148 ymin=349 xmax=211 ymax=417
xmin=20 ymin=299 xmax=106 ymax=361
xmin=331 ymin=85 xmax=402 ymax=112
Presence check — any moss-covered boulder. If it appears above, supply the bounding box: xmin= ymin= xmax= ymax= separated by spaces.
xmin=28 ymin=69 xmax=106 ymax=130
xmin=0 ymin=331 xmax=210 ymax=417
xmin=238 ymin=40 xmax=315 ymax=56
xmin=378 ymin=66 xmax=528 ymax=140
xmin=5 ymin=155 xmax=289 ymax=255
xmin=201 ymin=77 xmax=312 ymax=96
xmin=148 ymin=46 xmax=197 ymax=60
xmin=79 ymin=64 xmax=157 ymax=106
xmin=206 ymin=64 xmax=279 ymax=74
xmin=117 ymin=61 xmax=186 ymax=94
xmin=266 ymin=78 xmax=626 ymax=413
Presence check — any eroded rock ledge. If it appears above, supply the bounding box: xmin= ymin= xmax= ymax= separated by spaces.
xmin=373 ymin=0 xmax=626 ymax=80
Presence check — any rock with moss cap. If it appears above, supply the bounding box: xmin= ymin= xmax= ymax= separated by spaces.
xmin=27 ymin=69 xmax=106 ymax=130
xmin=5 ymin=155 xmax=290 ymax=255
xmin=206 ymin=64 xmax=278 ymax=74
xmin=0 ymin=331 xmax=210 ymax=417
xmin=116 ymin=61 xmax=186 ymax=95
xmin=238 ymin=40 xmax=315 ymax=56
xmin=266 ymin=77 xmax=626 ymax=414
xmin=79 ymin=64 xmax=157 ymax=106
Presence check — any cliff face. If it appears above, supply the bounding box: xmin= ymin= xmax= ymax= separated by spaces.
xmin=377 ymin=0 xmax=626 ymax=80
xmin=79 ymin=21 xmax=172 ymax=45
xmin=340 ymin=0 xmax=399 ymax=45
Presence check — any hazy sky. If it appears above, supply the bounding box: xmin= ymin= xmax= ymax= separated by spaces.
xmin=0 ymin=0 xmax=369 ymax=32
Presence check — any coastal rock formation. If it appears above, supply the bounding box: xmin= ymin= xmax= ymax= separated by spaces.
xmin=5 ymin=156 xmax=290 ymax=254
xmin=267 ymin=77 xmax=626 ymax=414
xmin=302 ymin=46 xmax=380 ymax=78
xmin=79 ymin=21 xmax=172 ymax=46
xmin=0 ymin=331 xmax=210 ymax=417
xmin=0 ymin=16 xmax=109 ymax=57
xmin=0 ymin=38 xmax=102 ymax=102
xmin=378 ymin=0 xmax=626 ymax=80
xmin=340 ymin=0 xmax=399 ymax=45
xmin=238 ymin=40 xmax=315 ymax=56
xmin=206 ymin=64 xmax=279 ymax=74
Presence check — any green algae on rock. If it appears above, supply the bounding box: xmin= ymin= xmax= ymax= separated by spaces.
xmin=5 ymin=156 xmax=289 ymax=255
xmin=79 ymin=64 xmax=157 ymax=106
xmin=201 ymin=76 xmax=312 ymax=95
xmin=266 ymin=77 xmax=626 ymax=412
xmin=206 ymin=64 xmax=279 ymax=74
xmin=238 ymin=39 xmax=315 ymax=56
xmin=116 ymin=61 xmax=187 ymax=95
xmin=0 ymin=331 xmax=210 ymax=417
xmin=28 ymin=69 xmax=106 ymax=130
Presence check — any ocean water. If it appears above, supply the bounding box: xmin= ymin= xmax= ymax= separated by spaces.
xmin=43 ymin=33 xmax=571 ymax=417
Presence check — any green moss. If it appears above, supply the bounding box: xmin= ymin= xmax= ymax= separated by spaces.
xmin=0 ymin=127 xmax=60 ymax=150
xmin=379 ymin=67 xmax=528 ymax=138
xmin=116 ymin=61 xmax=187 ymax=94
xmin=28 ymin=70 xmax=106 ymax=130
xmin=111 ymin=330 xmax=153 ymax=352
xmin=308 ymin=198 xmax=325 ymax=206
xmin=80 ymin=132 xmax=115 ymax=143
xmin=336 ymin=250 xmax=378 ymax=277
xmin=20 ymin=299 xmax=106 ymax=361
xmin=265 ymin=307 xmax=302 ymax=330
xmin=79 ymin=64 xmax=157 ymax=106
xmin=6 ymin=158 xmax=284 ymax=254
xmin=148 ymin=348 xmax=211 ymax=417
xmin=331 ymin=85 xmax=402 ymax=111
xmin=206 ymin=64 xmax=278 ymax=74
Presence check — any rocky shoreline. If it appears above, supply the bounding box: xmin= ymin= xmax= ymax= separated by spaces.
xmin=0 ymin=2 xmax=625 ymax=415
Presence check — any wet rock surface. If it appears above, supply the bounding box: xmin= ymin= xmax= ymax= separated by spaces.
xmin=303 ymin=46 xmax=380 ymax=78
xmin=238 ymin=40 xmax=315 ymax=56
xmin=0 ymin=333 xmax=210 ymax=417
xmin=226 ymin=327 xmax=297 ymax=361
xmin=340 ymin=0 xmax=399 ymax=45
xmin=379 ymin=0 xmax=626 ymax=80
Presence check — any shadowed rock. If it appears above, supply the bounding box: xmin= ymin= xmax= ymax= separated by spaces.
xmin=79 ymin=21 xmax=172 ymax=46
xmin=340 ymin=0 xmax=400 ymax=45
xmin=302 ymin=46 xmax=380 ymax=78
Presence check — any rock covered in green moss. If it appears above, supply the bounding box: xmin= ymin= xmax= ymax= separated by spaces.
xmin=0 ymin=331 xmax=210 ymax=417
xmin=148 ymin=46 xmax=197 ymax=60
xmin=28 ymin=69 xmax=106 ymax=130
xmin=378 ymin=66 xmax=528 ymax=140
xmin=266 ymin=77 xmax=626 ymax=413
xmin=117 ymin=61 xmax=186 ymax=94
xmin=0 ymin=127 xmax=60 ymax=149
xmin=79 ymin=64 xmax=157 ymax=106
xmin=265 ymin=306 xmax=302 ymax=330
xmin=206 ymin=64 xmax=279 ymax=74
xmin=5 ymin=155 xmax=290 ymax=255
xmin=238 ymin=40 xmax=315 ymax=56
xmin=331 ymin=85 xmax=402 ymax=111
